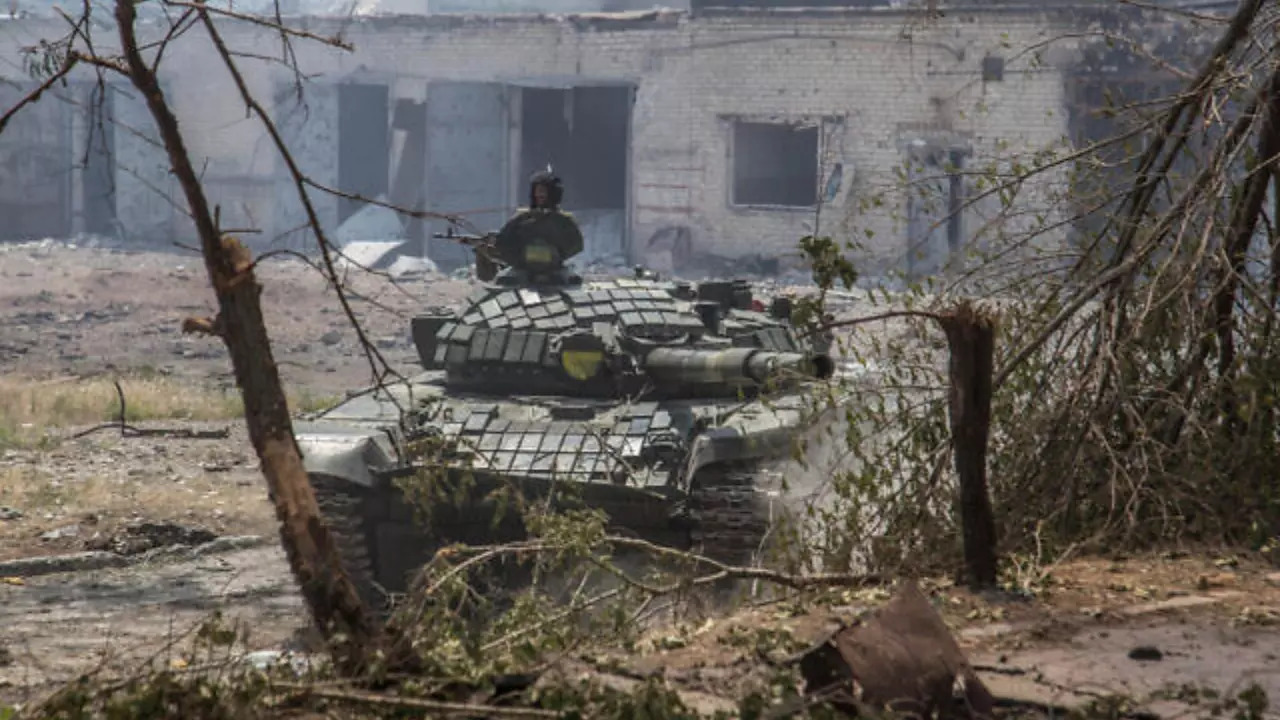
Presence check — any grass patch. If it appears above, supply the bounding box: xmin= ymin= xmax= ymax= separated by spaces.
xmin=0 ymin=374 xmax=336 ymax=449
xmin=0 ymin=374 xmax=244 ymax=449
xmin=290 ymin=389 xmax=341 ymax=414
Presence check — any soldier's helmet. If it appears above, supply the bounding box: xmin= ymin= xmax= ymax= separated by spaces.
xmin=529 ymin=170 xmax=564 ymax=208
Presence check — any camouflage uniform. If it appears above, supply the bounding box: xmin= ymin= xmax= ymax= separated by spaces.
xmin=493 ymin=171 xmax=584 ymax=273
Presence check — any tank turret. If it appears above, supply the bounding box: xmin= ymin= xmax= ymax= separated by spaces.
xmin=409 ymin=269 xmax=832 ymax=399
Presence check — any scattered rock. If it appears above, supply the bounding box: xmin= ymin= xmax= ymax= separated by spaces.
xmin=0 ymin=506 xmax=22 ymax=521
xmin=1196 ymin=572 xmax=1237 ymax=590
xmin=0 ymin=551 xmax=130 ymax=577
xmin=39 ymin=524 xmax=81 ymax=541
xmin=319 ymin=330 xmax=341 ymax=346
xmin=241 ymin=649 xmax=318 ymax=675
xmin=83 ymin=521 xmax=218 ymax=556
xmin=0 ymin=535 xmax=266 ymax=579
xmin=1127 ymin=645 xmax=1163 ymax=661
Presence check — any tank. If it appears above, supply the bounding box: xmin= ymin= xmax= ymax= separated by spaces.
xmin=294 ymin=258 xmax=847 ymax=612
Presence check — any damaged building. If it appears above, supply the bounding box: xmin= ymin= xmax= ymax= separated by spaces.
xmin=0 ymin=0 xmax=1217 ymax=279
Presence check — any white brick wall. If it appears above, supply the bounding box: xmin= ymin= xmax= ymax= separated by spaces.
xmin=1 ymin=7 xmax=1083 ymax=275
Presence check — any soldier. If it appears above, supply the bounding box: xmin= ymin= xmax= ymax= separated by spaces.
xmin=491 ymin=170 xmax=585 ymax=275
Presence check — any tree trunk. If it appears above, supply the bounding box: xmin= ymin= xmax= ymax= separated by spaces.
xmin=112 ymin=0 xmax=385 ymax=674
xmin=939 ymin=303 xmax=998 ymax=588
xmin=1213 ymin=64 xmax=1280 ymax=432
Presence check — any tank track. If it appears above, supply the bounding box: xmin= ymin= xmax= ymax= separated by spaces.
xmin=688 ymin=461 xmax=775 ymax=569
xmin=310 ymin=474 xmax=389 ymax=617
xmin=308 ymin=464 xmax=781 ymax=615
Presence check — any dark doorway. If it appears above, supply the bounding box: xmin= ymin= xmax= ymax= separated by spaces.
xmin=905 ymin=142 xmax=968 ymax=281
xmin=337 ymin=82 xmax=390 ymax=224
xmin=518 ymin=85 xmax=631 ymax=258
xmin=519 ymin=86 xmax=628 ymax=210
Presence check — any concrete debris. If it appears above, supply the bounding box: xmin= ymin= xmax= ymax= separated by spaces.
xmin=241 ymin=649 xmax=321 ymax=675
xmin=335 ymin=240 xmax=439 ymax=278
xmin=330 ymin=198 xmax=439 ymax=278
xmin=337 ymin=240 xmax=408 ymax=268
xmin=384 ymin=253 xmax=438 ymax=278
xmin=0 ymin=234 xmax=133 ymax=255
xmin=794 ymin=581 xmax=994 ymax=718
xmin=333 ymin=198 xmax=404 ymax=247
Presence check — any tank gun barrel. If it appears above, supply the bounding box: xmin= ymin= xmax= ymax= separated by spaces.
xmin=432 ymin=229 xmax=496 ymax=247
xmin=641 ymin=347 xmax=835 ymax=389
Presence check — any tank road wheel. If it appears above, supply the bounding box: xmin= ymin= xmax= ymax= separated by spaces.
xmin=309 ymin=473 xmax=389 ymax=620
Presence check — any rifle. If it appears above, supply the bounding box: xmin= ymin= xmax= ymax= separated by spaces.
xmin=433 ymin=226 xmax=504 ymax=281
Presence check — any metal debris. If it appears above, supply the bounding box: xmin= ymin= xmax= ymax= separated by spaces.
xmin=794 ymin=581 xmax=995 ymax=718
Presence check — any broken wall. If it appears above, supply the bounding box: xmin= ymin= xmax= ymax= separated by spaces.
xmin=1 ymin=6 xmax=1092 ymax=278
xmin=265 ymin=7 xmax=1082 ymax=277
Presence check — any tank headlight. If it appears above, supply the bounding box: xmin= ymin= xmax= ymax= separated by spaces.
xmin=561 ymin=349 xmax=604 ymax=381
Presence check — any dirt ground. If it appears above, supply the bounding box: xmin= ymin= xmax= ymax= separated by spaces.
xmin=4 ymin=544 xmax=1278 ymax=714
xmin=0 ymin=239 xmax=472 ymax=564
xmin=598 ymin=555 xmax=1280 ymax=716
xmin=0 ymin=238 xmax=475 ymax=394
xmin=0 ymin=545 xmax=302 ymax=705
xmin=2 ymin=240 xmax=1279 ymax=716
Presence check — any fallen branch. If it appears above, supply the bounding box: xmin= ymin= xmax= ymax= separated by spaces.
xmin=70 ymin=423 xmax=230 ymax=440
xmin=421 ymin=535 xmax=880 ymax=599
xmin=68 ymin=380 xmax=230 ymax=439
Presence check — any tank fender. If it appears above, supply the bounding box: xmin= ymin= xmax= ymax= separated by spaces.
xmin=680 ymin=425 xmax=796 ymax=484
xmin=295 ymin=426 xmax=404 ymax=489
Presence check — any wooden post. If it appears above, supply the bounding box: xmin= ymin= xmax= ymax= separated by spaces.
xmin=938 ymin=302 xmax=999 ymax=588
